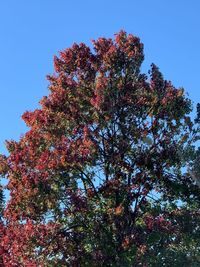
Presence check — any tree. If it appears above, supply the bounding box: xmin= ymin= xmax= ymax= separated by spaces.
xmin=0 ymin=156 xmax=5 ymax=265
xmin=0 ymin=31 xmax=200 ymax=266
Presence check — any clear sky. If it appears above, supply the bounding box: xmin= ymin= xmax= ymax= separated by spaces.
xmin=0 ymin=0 xmax=200 ymax=155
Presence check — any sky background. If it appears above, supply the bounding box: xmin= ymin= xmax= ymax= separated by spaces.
xmin=0 ymin=0 xmax=200 ymax=155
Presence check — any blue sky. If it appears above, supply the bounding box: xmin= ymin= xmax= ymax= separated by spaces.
xmin=0 ymin=0 xmax=200 ymax=155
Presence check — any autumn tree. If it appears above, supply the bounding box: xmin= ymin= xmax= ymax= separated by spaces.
xmin=0 ymin=31 xmax=200 ymax=266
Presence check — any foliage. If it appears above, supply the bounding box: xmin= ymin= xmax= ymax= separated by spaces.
xmin=0 ymin=31 xmax=200 ymax=266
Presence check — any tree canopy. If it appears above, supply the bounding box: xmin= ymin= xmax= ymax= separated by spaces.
xmin=0 ymin=31 xmax=200 ymax=266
